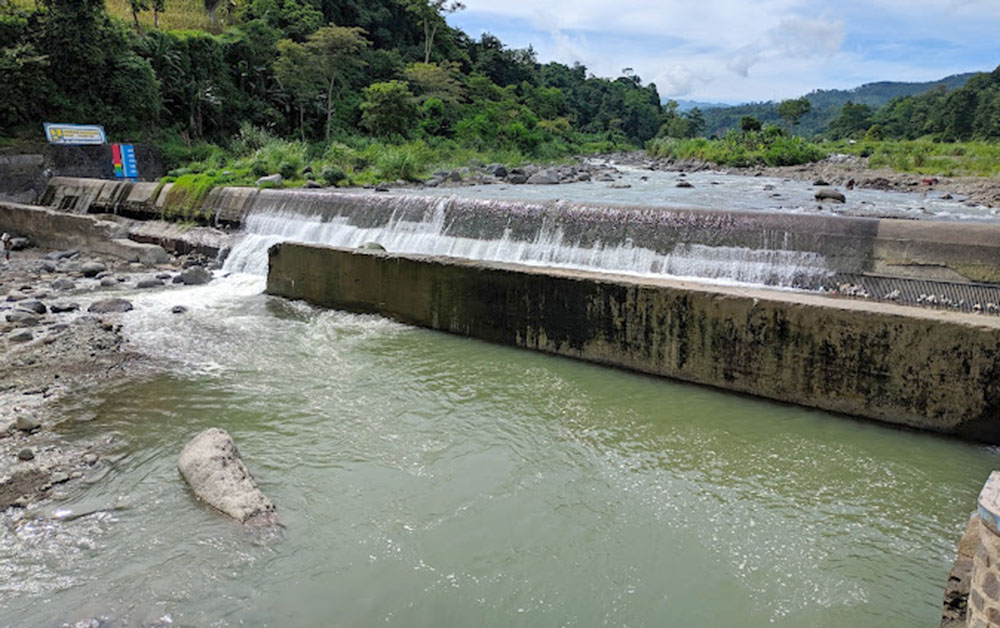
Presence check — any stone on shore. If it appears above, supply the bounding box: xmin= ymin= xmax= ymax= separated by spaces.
xmin=80 ymin=261 xmax=107 ymax=278
xmin=88 ymin=298 xmax=134 ymax=314
xmin=51 ymin=278 xmax=76 ymax=291
xmin=816 ymin=188 xmax=847 ymax=203
xmin=527 ymin=170 xmax=560 ymax=185
xmin=6 ymin=312 xmax=40 ymax=326
xmin=177 ymin=428 xmax=277 ymax=525
xmin=14 ymin=416 xmax=41 ymax=432
xmin=17 ymin=448 xmax=35 ymax=462
xmin=18 ymin=301 xmax=47 ymax=315
xmin=8 ymin=329 xmax=33 ymax=343
xmin=256 ymin=174 xmax=283 ymax=188
xmin=50 ymin=302 xmax=79 ymax=313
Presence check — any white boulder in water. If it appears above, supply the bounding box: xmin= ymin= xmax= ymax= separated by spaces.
xmin=178 ymin=428 xmax=277 ymax=525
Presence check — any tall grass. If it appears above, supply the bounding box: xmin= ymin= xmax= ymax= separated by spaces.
xmin=647 ymin=129 xmax=827 ymax=168
xmin=823 ymin=140 xmax=1000 ymax=177
xmin=10 ymin=0 xmax=221 ymax=31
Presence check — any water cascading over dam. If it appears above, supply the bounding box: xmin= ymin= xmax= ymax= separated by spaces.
xmin=220 ymin=191 xmax=848 ymax=287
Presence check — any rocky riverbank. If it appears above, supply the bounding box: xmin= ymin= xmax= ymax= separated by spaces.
xmin=597 ymin=151 xmax=1000 ymax=209
xmin=0 ymin=244 xmax=218 ymax=511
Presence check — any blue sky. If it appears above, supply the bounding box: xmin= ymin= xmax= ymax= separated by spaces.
xmin=447 ymin=0 xmax=1000 ymax=103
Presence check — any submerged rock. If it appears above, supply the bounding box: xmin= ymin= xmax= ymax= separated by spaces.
xmin=177 ymin=428 xmax=277 ymax=525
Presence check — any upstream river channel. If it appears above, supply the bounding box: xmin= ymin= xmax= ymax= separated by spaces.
xmin=1 ymin=273 xmax=997 ymax=627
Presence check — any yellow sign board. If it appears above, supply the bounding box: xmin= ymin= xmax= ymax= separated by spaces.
xmin=44 ymin=123 xmax=107 ymax=145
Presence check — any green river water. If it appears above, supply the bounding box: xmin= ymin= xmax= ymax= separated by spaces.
xmin=1 ymin=276 xmax=997 ymax=627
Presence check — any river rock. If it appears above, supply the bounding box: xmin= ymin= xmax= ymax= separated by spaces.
xmin=99 ymin=277 xmax=118 ymax=288
xmin=507 ymin=172 xmax=528 ymax=185
xmin=423 ymin=177 xmax=443 ymax=188
xmin=177 ymin=428 xmax=277 ymax=525
xmin=179 ymin=266 xmax=212 ymax=286
xmin=256 ymin=174 xmax=283 ymax=188
xmin=486 ymin=164 xmax=508 ymax=178
xmin=815 ymin=188 xmax=846 ymax=203
xmin=136 ymin=278 xmax=163 ymax=289
xmin=18 ymin=300 xmax=47 ymax=315
xmin=813 ymin=178 xmax=831 ymax=186
xmin=45 ymin=250 xmax=78 ymax=261
xmin=446 ymin=170 xmax=462 ymax=182
xmin=80 ymin=262 xmax=107 ymax=278
xmin=6 ymin=311 xmax=40 ymax=326
xmin=303 ymin=180 xmax=323 ymax=189
xmin=676 ymin=181 xmax=694 ymax=188
xmin=51 ymin=278 xmax=76 ymax=291
xmin=17 ymin=448 xmax=34 ymax=462
xmin=171 ymin=305 xmax=188 ymax=314
xmin=527 ymin=170 xmax=560 ymax=185
xmin=8 ymin=329 xmax=33 ymax=343
xmin=49 ymin=302 xmax=79 ymax=313
xmin=9 ymin=237 xmax=31 ymax=251
xmin=14 ymin=415 xmax=40 ymax=432
xmin=361 ymin=242 xmax=386 ymax=251
xmin=88 ymin=298 xmax=133 ymax=314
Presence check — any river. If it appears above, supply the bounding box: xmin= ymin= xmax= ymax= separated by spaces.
xmin=1 ymin=173 xmax=997 ymax=627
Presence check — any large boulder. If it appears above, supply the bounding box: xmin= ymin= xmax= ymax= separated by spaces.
xmin=179 ymin=266 xmax=212 ymax=286
xmin=88 ymin=298 xmax=134 ymax=314
xmin=177 ymin=428 xmax=277 ymax=525
xmin=815 ymin=188 xmax=846 ymax=203
xmin=527 ymin=170 xmax=560 ymax=185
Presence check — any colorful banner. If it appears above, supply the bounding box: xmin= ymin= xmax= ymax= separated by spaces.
xmin=112 ymin=144 xmax=139 ymax=179
xmin=44 ymin=123 xmax=107 ymax=145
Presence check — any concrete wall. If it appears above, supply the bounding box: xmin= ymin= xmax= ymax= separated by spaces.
xmin=267 ymin=243 xmax=1000 ymax=441
xmin=41 ymin=177 xmax=1000 ymax=287
xmin=0 ymin=201 xmax=229 ymax=261
xmin=945 ymin=474 xmax=1000 ymax=628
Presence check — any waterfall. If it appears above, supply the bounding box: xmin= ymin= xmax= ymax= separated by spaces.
xmin=221 ymin=191 xmax=836 ymax=289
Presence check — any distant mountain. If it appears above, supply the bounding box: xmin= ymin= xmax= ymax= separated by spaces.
xmin=701 ymin=72 xmax=980 ymax=137
xmin=670 ymin=99 xmax=733 ymax=112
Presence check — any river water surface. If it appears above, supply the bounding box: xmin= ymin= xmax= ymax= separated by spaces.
xmin=1 ymin=273 xmax=997 ymax=627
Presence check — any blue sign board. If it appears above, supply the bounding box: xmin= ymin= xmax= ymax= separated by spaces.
xmin=44 ymin=123 xmax=107 ymax=145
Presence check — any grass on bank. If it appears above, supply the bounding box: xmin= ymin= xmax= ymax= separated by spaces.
xmin=647 ymin=126 xmax=828 ymax=168
xmin=9 ymin=0 xmax=220 ymax=31
xmin=822 ymin=140 xmax=1000 ymax=177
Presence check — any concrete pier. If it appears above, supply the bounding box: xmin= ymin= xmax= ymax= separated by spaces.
xmin=267 ymin=243 xmax=1000 ymax=442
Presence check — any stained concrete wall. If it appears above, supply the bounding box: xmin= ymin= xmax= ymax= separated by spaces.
xmin=267 ymin=243 xmax=1000 ymax=440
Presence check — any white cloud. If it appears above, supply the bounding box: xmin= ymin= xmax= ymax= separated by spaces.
xmin=451 ymin=0 xmax=1000 ymax=101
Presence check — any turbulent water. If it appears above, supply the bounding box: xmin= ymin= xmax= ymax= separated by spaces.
xmin=0 ymin=274 xmax=996 ymax=627
xmin=2 ymin=174 xmax=998 ymax=627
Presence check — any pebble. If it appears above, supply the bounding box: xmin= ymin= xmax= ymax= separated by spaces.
xmin=49 ymin=302 xmax=80 ymax=313
xmin=14 ymin=416 xmax=40 ymax=432
xmin=83 ymin=453 xmax=99 ymax=465
xmin=17 ymin=448 xmax=34 ymax=461
xmin=8 ymin=329 xmax=33 ymax=342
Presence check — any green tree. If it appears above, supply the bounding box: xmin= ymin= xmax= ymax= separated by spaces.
xmin=360 ymin=80 xmax=418 ymax=137
xmin=777 ymin=97 xmax=811 ymax=127
xmin=153 ymin=0 xmax=166 ymax=28
xmin=273 ymin=25 xmax=369 ymax=140
xmin=398 ymin=0 xmax=464 ymax=63
xmin=127 ymin=0 xmax=150 ymax=28
xmin=829 ymin=101 xmax=873 ymax=139
xmin=740 ymin=115 xmax=762 ymax=132
xmin=404 ymin=62 xmax=463 ymax=103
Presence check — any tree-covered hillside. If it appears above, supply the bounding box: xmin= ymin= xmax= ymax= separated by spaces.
xmin=0 ymin=0 xmax=677 ymax=167
xmin=701 ymin=73 xmax=977 ymax=138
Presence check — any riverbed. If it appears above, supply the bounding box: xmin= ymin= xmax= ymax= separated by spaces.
xmin=1 ymin=273 xmax=997 ymax=627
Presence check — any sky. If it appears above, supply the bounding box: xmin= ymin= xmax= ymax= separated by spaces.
xmin=447 ymin=0 xmax=1000 ymax=104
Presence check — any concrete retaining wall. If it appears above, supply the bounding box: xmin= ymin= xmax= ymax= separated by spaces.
xmin=0 ymin=201 xmax=229 ymax=261
xmin=267 ymin=243 xmax=1000 ymax=441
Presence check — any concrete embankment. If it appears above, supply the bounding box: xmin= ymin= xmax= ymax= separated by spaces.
xmin=40 ymin=176 xmax=1000 ymax=286
xmin=0 ymin=200 xmax=230 ymax=261
xmin=268 ymin=243 xmax=1000 ymax=441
